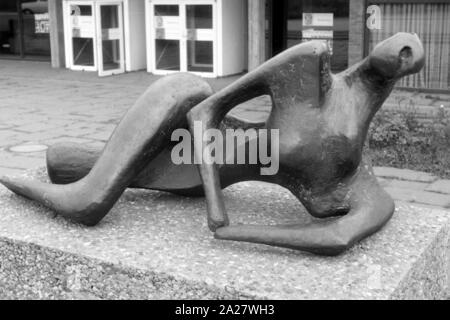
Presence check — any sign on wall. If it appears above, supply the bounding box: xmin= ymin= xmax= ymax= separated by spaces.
xmin=35 ymin=13 xmax=50 ymax=34
xmin=302 ymin=13 xmax=334 ymax=27
xmin=71 ymin=5 xmax=94 ymax=38
xmin=154 ymin=16 xmax=180 ymax=39
xmin=154 ymin=16 xmax=180 ymax=29
xmin=72 ymin=16 xmax=95 ymax=38
xmin=302 ymin=13 xmax=334 ymax=55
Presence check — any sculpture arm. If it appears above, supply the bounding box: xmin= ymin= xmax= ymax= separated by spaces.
xmin=187 ymin=70 xmax=269 ymax=231
xmin=214 ymin=165 xmax=395 ymax=255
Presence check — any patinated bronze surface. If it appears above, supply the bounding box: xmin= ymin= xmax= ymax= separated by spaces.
xmin=0 ymin=33 xmax=425 ymax=255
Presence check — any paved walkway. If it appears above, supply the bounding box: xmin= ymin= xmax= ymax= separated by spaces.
xmin=0 ymin=59 xmax=448 ymax=210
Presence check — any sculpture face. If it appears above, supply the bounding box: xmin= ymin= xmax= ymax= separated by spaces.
xmin=368 ymin=33 xmax=425 ymax=79
xmin=0 ymin=33 xmax=425 ymax=256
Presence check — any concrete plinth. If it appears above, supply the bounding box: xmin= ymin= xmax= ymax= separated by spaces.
xmin=0 ymin=169 xmax=448 ymax=300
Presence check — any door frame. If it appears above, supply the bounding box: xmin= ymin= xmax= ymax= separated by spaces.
xmin=146 ymin=0 xmax=218 ymax=77
xmin=64 ymin=0 xmax=98 ymax=71
xmin=95 ymin=0 xmax=125 ymax=76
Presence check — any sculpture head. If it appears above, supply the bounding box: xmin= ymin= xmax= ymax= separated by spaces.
xmin=368 ymin=32 xmax=425 ymax=79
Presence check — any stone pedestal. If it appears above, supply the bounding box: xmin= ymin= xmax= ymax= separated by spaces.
xmin=0 ymin=170 xmax=448 ymax=299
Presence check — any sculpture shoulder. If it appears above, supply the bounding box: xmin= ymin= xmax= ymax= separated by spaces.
xmin=274 ymin=41 xmax=329 ymax=63
xmin=254 ymin=41 xmax=331 ymax=77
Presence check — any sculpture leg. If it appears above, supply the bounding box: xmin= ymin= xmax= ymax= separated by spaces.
xmin=214 ymin=165 xmax=395 ymax=256
xmin=0 ymin=74 xmax=214 ymax=225
xmin=45 ymin=115 xmax=267 ymax=192
xmin=46 ymin=143 xmax=100 ymax=185
xmin=45 ymin=142 xmax=206 ymax=196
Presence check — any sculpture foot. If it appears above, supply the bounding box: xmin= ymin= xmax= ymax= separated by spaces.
xmin=0 ymin=176 xmax=29 ymax=199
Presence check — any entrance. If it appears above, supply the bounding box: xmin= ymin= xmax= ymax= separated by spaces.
xmin=64 ymin=0 xmax=125 ymax=76
xmin=0 ymin=0 xmax=51 ymax=60
xmin=267 ymin=0 xmax=350 ymax=73
xmin=147 ymin=1 xmax=216 ymax=77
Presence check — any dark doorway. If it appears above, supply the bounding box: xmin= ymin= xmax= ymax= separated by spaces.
xmin=267 ymin=0 xmax=349 ymax=72
xmin=0 ymin=0 xmax=50 ymax=60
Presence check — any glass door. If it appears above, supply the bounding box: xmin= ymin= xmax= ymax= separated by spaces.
xmin=21 ymin=0 xmax=51 ymax=58
xmin=0 ymin=0 xmax=21 ymax=58
xmin=68 ymin=1 xmax=96 ymax=71
xmin=95 ymin=1 xmax=124 ymax=76
xmin=151 ymin=3 xmax=182 ymax=73
xmin=149 ymin=1 xmax=216 ymax=76
xmin=0 ymin=0 xmax=51 ymax=60
xmin=186 ymin=4 xmax=214 ymax=74
xmin=268 ymin=0 xmax=349 ymax=73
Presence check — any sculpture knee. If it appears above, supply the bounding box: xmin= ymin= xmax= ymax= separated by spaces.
xmin=303 ymin=188 xmax=351 ymax=219
xmin=62 ymin=195 xmax=114 ymax=226
xmin=46 ymin=142 xmax=98 ymax=184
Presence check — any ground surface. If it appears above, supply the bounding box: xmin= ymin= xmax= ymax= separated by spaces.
xmin=0 ymin=59 xmax=449 ymax=210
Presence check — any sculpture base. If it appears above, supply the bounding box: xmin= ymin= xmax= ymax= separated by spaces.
xmin=0 ymin=169 xmax=448 ymax=300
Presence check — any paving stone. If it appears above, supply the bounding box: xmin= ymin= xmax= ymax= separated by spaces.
xmin=0 ymin=131 xmax=22 ymax=147
xmin=83 ymin=130 xmax=113 ymax=142
xmin=45 ymin=120 xmax=77 ymax=127
xmin=385 ymin=187 xmax=450 ymax=208
xmin=377 ymin=177 xmax=390 ymax=188
xmin=229 ymin=110 xmax=268 ymax=122
xmin=0 ymin=153 xmax=46 ymax=170
xmin=44 ymin=136 xmax=94 ymax=146
xmin=425 ymin=180 xmax=450 ymax=195
xmin=63 ymin=127 xmax=101 ymax=138
xmin=85 ymin=141 xmax=106 ymax=149
xmin=15 ymin=122 xmax=63 ymax=133
xmin=374 ymin=167 xmax=438 ymax=183
xmin=385 ymin=180 xmax=429 ymax=191
xmin=13 ymin=131 xmax=67 ymax=143
xmin=0 ymin=167 xmax=26 ymax=176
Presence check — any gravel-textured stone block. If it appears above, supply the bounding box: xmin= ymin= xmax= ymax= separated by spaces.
xmin=0 ymin=170 xmax=448 ymax=300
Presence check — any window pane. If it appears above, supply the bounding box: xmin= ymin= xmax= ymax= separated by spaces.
xmin=0 ymin=0 xmax=20 ymax=56
xmin=100 ymin=5 xmax=121 ymax=71
xmin=187 ymin=40 xmax=213 ymax=72
xmin=22 ymin=0 xmax=50 ymax=57
xmin=285 ymin=0 xmax=349 ymax=72
xmin=72 ymin=38 xmax=94 ymax=66
xmin=155 ymin=39 xmax=180 ymax=71
xmin=155 ymin=5 xmax=179 ymax=17
xmin=71 ymin=5 xmax=95 ymax=67
xmin=102 ymin=39 xmax=120 ymax=70
xmin=101 ymin=5 xmax=119 ymax=29
xmin=186 ymin=5 xmax=213 ymax=29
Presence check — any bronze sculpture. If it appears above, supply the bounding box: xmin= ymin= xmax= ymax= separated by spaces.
xmin=0 ymin=33 xmax=424 ymax=255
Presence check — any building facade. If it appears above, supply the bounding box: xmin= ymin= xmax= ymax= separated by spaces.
xmin=1 ymin=0 xmax=448 ymax=91
xmin=259 ymin=0 xmax=450 ymax=92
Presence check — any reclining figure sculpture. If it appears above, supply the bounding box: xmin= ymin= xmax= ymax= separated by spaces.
xmin=0 ymin=33 xmax=424 ymax=255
